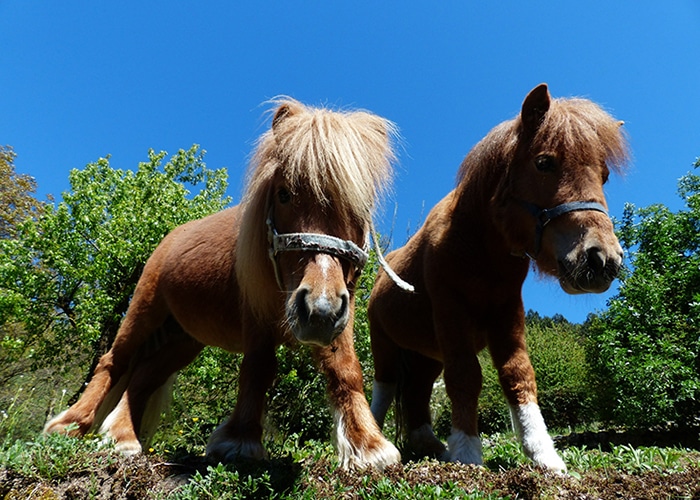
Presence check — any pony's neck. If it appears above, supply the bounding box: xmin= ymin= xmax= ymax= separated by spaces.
xmin=453 ymin=129 xmax=510 ymax=234
xmin=451 ymin=123 xmax=528 ymax=270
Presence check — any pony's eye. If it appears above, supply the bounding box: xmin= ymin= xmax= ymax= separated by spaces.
xmin=277 ymin=187 xmax=291 ymax=204
xmin=534 ymin=155 xmax=557 ymax=173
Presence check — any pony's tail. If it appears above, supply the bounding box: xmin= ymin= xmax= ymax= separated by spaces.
xmin=392 ymin=348 xmax=411 ymax=449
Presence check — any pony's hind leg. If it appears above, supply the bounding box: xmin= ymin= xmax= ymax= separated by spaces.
xmin=440 ymin=342 xmax=484 ymax=465
xmin=398 ymin=350 xmax=449 ymax=461
xmin=44 ymin=281 xmax=168 ymax=438
xmin=368 ymin=323 xmax=400 ymax=429
xmin=99 ymin=323 xmax=204 ymax=454
xmin=315 ymin=327 xmax=401 ymax=470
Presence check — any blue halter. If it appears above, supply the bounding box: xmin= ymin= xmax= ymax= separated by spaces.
xmin=519 ymin=200 xmax=609 ymax=258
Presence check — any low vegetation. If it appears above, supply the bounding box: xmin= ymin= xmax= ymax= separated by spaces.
xmin=2 ymin=426 xmax=699 ymax=499
xmin=2 ymin=150 xmax=700 ymax=498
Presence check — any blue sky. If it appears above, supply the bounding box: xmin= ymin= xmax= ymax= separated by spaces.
xmin=2 ymin=2 xmax=699 ymax=323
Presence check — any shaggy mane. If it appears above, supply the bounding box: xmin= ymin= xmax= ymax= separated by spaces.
xmin=236 ymin=98 xmax=398 ymax=319
xmin=456 ymin=96 xmax=629 ymax=187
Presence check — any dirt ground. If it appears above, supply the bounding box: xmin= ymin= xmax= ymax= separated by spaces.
xmin=2 ymin=430 xmax=700 ymax=499
xmin=2 ymin=454 xmax=700 ymax=499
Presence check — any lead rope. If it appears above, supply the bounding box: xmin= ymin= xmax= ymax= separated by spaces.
xmin=369 ymin=221 xmax=415 ymax=293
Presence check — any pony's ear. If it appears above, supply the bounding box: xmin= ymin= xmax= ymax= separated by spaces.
xmin=272 ymin=102 xmax=295 ymax=132
xmin=521 ymin=83 xmax=551 ymax=134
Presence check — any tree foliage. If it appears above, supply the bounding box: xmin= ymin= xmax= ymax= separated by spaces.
xmin=0 ymin=146 xmax=45 ymax=239
xmin=586 ymin=157 xmax=700 ymax=428
xmin=0 ymin=146 xmax=230 ymax=378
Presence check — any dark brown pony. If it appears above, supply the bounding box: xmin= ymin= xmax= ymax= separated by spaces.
xmin=45 ymin=98 xmax=401 ymax=469
xmin=368 ymin=84 xmax=628 ymax=472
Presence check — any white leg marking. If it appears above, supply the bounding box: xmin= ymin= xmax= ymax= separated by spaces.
xmin=509 ymin=402 xmax=567 ymax=473
xmin=43 ymin=409 xmax=70 ymax=433
xmin=333 ymin=408 xmax=401 ymax=470
xmin=370 ymin=379 xmax=396 ymax=428
xmin=138 ymin=373 xmax=176 ymax=447
xmin=447 ymin=427 xmax=483 ymax=465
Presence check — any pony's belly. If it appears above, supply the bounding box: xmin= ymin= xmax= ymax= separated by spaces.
xmin=173 ymin=315 xmax=244 ymax=353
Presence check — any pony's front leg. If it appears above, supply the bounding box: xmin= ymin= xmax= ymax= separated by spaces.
xmin=489 ymin=309 xmax=567 ymax=473
xmin=206 ymin=340 xmax=277 ymax=464
xmin=314 ymin=327 xmax=401 ymax=470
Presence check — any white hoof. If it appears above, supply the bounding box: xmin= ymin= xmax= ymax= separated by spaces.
xmin=510 ymin=402 xmax=567 ymax=473
xmin=114 ymin=439 xmax=142 ymax=456
xmin=43 ymin=409 xmax=70 ymax=434
xmin=334 ymin=413 xmax=401 ymax=470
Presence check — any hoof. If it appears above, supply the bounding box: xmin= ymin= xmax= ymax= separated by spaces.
xmin=206 ymin=423 xmax=267 ymax=464
xmin=44 ymin=410 xmax=87 ymax=437
xmin=447 ymin=428 xmax=483 ymax=465
xmin=334 ymin=413 xmax=401 ymax=470
xmin=407 ymin=424 xmax=450 ymax=461
xmin=530 ymin=446 xmax=567 ymax=474
xmin=338 ymin=436 xmax=401 ymax=470
xmin=113 ymin=439 xmax=142 ymax=456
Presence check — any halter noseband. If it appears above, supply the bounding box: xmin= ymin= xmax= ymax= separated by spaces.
xmin=519 ymin=200 xmax=609 ymax=258
xmin=266 ymin=208 xmax=369 ymax=290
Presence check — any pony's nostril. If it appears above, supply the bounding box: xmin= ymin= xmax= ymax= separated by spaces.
xmin=587 ymin=247 xmax=606 ymax=274
xmin=337 ymin=292 xmax=349 ymax=322
xmin=295 ymin=287 xmax=310 ymax=324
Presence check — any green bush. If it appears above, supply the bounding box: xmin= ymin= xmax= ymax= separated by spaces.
xmin=155 ymin=346 xmax=241 ymax=455
xmin=431 ymin=312 xmax=595 ymax=437
xmin=526 ymin=314 xmax=596 ymax=430
xmin=585 ymin=168 xmax=700 ymax=428
xmin=267 ymin=346 xmax=333 ymax=443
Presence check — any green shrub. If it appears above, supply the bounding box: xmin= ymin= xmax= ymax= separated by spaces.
xmin=267 ymin=345 xmax=333 ymax=443
xmin=586 ymin=167 xmax=700 ymax=428
xmin=526 ymin=314 xmax=596 ymax=430
xmin=434 ymin=312 xmax=596 ymax=437
xmin=155 ymin=346 xmax=241 ymax=455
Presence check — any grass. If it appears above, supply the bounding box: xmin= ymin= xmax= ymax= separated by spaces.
xmin=2 ymin=428 xmax=699 ymax=499
xmin=2 ymin=380 xmax=699 ymax=499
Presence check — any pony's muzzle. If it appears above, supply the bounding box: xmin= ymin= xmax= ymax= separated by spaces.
xmin=289 ymin=285 xmax=349 ymax=346
xmin=558 ymin=243 xmax=623 ymax=294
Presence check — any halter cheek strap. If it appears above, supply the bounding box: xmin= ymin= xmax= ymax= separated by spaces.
xmin=519 ymin=200 xmax=610 ymax=258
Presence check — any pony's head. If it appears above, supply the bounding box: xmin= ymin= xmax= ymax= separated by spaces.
xmin=491 ymin=84 xmax=629 ymax=293
xmin=236 ymin=98 xmax=396 ymax=345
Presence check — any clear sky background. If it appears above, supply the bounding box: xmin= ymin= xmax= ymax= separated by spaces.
xmin=2 ymin=2 xmax=699 ymax=323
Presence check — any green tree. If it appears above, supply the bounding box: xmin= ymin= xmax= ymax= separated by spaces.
xmin=586 ymin=157 xmax=700 ymax=428
xmin=0 ymin=145 xmax=46 ymax=239
xmin=0 ymin=146 xmax=230 ymax=387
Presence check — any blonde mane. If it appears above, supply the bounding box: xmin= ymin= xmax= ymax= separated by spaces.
xmin=236 ymin=98 xmax=398 ymax=319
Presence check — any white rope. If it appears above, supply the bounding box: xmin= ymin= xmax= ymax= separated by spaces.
xmin=370 ymin=222 xmax=415 ymax=293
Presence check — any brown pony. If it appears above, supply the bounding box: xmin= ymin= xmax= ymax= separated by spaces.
xmin=45 ymin=98 xmax=401 ymax=470
xmin=368 ymin=84 xmax=628 ymax=473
